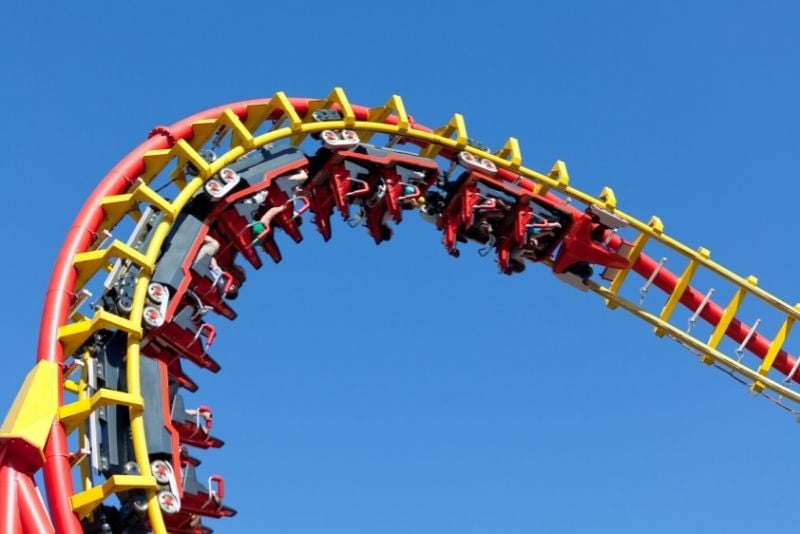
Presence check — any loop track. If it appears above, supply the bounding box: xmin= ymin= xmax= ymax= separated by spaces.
xmin=0 ymin=88 xmax=797 ymax=533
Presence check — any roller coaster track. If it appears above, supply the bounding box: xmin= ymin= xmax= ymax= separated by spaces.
xmin=1 ymin=87 xmax=798 ymax=533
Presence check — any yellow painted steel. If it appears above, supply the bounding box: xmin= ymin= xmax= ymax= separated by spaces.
xmin=701 ymin=276 xmax=757 ymax=364
xmin=54 ymin=88 xmax=800 ymax=527
xmin=598 ymin=186 xmax=617 ymax=210
xmin=187 ymin=119 xmax=218 ymax=149
xmin=243 ymin=90 xmax=303 ymax=135
xmin=494 ymin=137 xmax=522 ymax=171
xmin=99 ymin=179 xmax=177 ymax=234
xmin=58 ymin=389 xmax=143 ymax=434
xmin=72 ymin=240 xmax=153 ymax=290
xmin=595 ymin=285 xmax=800 ymax=405
xmin=537 ymin=160 xmax=570 ymax=196
xmin=361 ymin=94 xmax=410 ymax=143
xmin=0 ymin=361 xmax=59 ymax=462
xmin=306 ymin=87 xmax=356 ymax=128
xmin=58 ymin=309 xmax=141 ymax=357
xmin=654 ymin=247 xmax=710 ymax=337
xmin=751 ymin=304 xmax=800 ymax=393
xmin=70 ymin=474 xmax=157 ymax=518
xmin=141 ymin=149 xmax=173 ymax=184
xmin=218 ymin=109 xmax=256 ymax=151
xmin=140 ymin=139 xmax=211 ymax=185
xmin=420 ymin=113 xmax=468 ymax=159
xmin=606 ymin=216 xmax=664 ymax=309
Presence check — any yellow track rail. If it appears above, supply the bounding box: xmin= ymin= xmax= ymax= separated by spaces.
xmin=53 ymin=88 xmax=800 ymax=531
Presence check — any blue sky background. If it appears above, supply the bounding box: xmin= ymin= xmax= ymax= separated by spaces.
xmin=1 ymin=2 xmax=799 ymax=533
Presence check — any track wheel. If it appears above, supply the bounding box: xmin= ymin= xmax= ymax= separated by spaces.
xmin=158 ymin=491 xmax=181 ymax=515
xmin=143 ymin=306 xmax=163 ymax=328
xmin=151 ymin=459 xmax=174 ymax=486
xmin=131 ymin=492 xmax=148 ymax=514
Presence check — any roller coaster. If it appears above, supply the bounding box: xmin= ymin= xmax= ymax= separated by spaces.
xmin=1 ymin=88 xmax=798 ymax=533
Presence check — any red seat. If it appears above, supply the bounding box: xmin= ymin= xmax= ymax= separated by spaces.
xmin=143 ymin=306 xmax=220 ymax=373
xmin=170 ymin=397 xmax=224 ymax=450
xmin=212 ymin=204 xmax=265 ymax=268
xmin=306 ymin=183 xmax=336 ymax=241
xmin=552 ymin=213 xmax=630 ymax=275
xmin=495 ymin=201 xmax=534 ymax=274
xmin=180 ymin=466 xmax=237 ymax=519
xmin=437 ymin=174 xmax=484 ymax=255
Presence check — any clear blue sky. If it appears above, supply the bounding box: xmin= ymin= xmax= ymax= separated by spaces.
xmin=2 ymin=2 xmax=799 ymax=533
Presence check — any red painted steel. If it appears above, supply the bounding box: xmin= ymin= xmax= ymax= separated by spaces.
xmin=16 ymin=470 xmax=54 ymax=533
xmin=0 ymin=462 xmax=22 ymax=534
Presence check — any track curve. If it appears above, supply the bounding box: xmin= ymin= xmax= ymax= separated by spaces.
xmin=1 ymin=88 xmax=798 ymax=533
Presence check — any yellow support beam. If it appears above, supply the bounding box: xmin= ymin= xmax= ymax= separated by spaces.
xmin=70 ymin=474 xmax=157 ymax=518
xmin=99 ymin=179 xmax=177 ymax=234
xmin=655 ymin=247 xmax=710 ymax=337
xmin=144 ymin=138 xmax=211 ymax=189
xmin=0 ymin=361 xmax=60 ymax=465
xmin=701 ymin=276 xmax=757 ymax=364
xmin=751 ymin=303 xmax=800 ymax=393
xmin=218 ymin=108 xmax=256 ymax=151
xmin=291 ymin=87 xmax=356 ymax=147
xmin=188 ymin=118 xmax=219 ymax=149
xmin=72 ymin=240 xmax=153 ymax=290
xmin=495 ymin=137 xmax=522 ymax=171
xmin=58 ymin=309 xmax=142 ymax=357
xmin=420 ymin=113 xmax=468 ymax=159
xmin=598 ymin=186 xmax=617 ymax=210
xmin=140 ymin=149 xmax=172 ymax=184
xmin=244 ymin=90 xmax=302 ymax=136
xmin=64 ymin=380 xmax=79 ymax=394
xmin=59 ymin=388 xmax=143 ymax=434
xmin=360 ymin=94 xmax=410 ymax=143
xmin=172 ymin=139 xmax=211 ymax=178
xmin=307 ymin=87 xmax=356 ymax=127
xmin=606 ymin=216 xmax=664 ymax=308
xmin=538 ymin=160 xmax=570 ymax=195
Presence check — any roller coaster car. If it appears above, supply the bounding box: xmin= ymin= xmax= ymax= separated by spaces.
xmin=142 ymin=364 xmax=230 ymax=522
xmin=437 ymin=171 xmax=495 ymax=256
xmin=550 ymin=208 xmax=630 ymax=289
xmin=332 ymin=144 xmax=440 ymax=244
xmin=307 ymin=149 xmax=372 ymax=221
xmin=149 ymin=214 xmax=239 ymax=325
xmin=438 ymin=172 xmax=574 ymax=271
xmin=209 ymin=145 xmax=311 ymax=208
xmin=494 ymin=196 xmax=536 ymax=274
xmin=91 ymin=352 xmax=191 ymax=521
xmin=483 ymin=185 xmax=573 ymax=274
xmin=206 ymin=146 xmax=311 ymax=265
